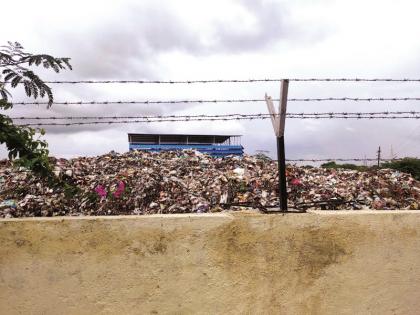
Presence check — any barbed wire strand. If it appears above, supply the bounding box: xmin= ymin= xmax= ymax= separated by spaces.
xmin=4 ymin=78 xmax=420 ymax=84
xmin=286 ymin=158 xmax=397 ymax=162
xmin=17 ymin=115 xmax=420 ymax=126
xmin=10 ymin=111 xmax=420 ymax=120
xmin=9 ymin=97 xmax=420 ymax=106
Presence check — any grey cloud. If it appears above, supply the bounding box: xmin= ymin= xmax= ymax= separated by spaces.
xmin=46 ymin=0 xmax=298 ymax=80
xmin=6 ymin=102 xmax=184 ymax=135
xmin=50 ymin=4 xmax=203 ymax=79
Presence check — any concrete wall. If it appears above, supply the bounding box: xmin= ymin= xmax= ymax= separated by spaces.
xmin=1 ymin=211 xmax=420 ymax=315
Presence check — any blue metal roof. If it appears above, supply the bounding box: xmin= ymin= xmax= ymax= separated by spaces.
xmin=129 ymin=144 xmax=244 ymax=157
xmin=128 ymin=133 xmax=243 ymax=157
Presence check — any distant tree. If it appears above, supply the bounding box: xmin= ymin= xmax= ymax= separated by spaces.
xmin=0 ymin=41 xmax=72 ymax=179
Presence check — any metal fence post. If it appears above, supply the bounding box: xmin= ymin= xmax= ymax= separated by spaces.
xmin=265 ymin=79 xmax=289 ymax=211
xmin=278 ymin=80 xmax=289 ymax=211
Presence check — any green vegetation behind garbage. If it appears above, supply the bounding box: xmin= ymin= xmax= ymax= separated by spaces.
xmin=321 ymin=158 xmax=420 ymax=181
xmin=382 ymin=158 xmax=420 ymax=181
xmin=321 ymin=161 xmax=369 ymax=171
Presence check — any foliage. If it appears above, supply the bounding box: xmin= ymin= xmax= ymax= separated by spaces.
xmin=382 ymin=158 xmax=420 ymax=180
xmin=321 ymin=161 xmax=369 ymax=171
xmin=0 ymin=41 xmax=71 ymax=107
xmin=254 ymin=153 xmax=272 ymax=161
xmin=0 ymin=112 xmax=51 ymax=176
xmin=0 ymin=41 xmax=72 ymax=180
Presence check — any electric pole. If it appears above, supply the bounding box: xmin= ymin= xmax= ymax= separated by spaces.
xmin=390 ymin=145 xmax=397 ymax=160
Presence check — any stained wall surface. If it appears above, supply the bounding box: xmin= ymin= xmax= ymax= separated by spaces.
xmin=1 ymin=211 xmax=420 ymax=315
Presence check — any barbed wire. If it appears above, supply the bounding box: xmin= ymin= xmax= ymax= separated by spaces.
xmin=286 ymin=158 xmax=397 ymax=162
xmin=291 ymin=115 xmax=420 ymax=119
xmin=10 ymin=111 xmax=420 ymax=120
xmin=3 ymin=78 xmax=420 ymax=84
xmin=10 ymin=99 xmax=271 ymax=105
xmin=17 ymin=114 xmax=420 ymax=126
xmin=12 ymin=114 xmax=270 ymax=120
xmin=15 ymin=116 xmax=272 ymax=126
xmin=9 ymin=97 xmax=420 ymax=106
xmin=10 ymin=99 xmax=264 ymax=106
xmin=289 ymin=97 xmax=420 ymax=102
xmin=289 ymin=111 xmax=420 ymax=116
xmin=286 ymin=78 xmax=420 ymax=82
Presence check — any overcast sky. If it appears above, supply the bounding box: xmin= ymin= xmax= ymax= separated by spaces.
xmin=1 ymin=0 xmax=420 ymax=162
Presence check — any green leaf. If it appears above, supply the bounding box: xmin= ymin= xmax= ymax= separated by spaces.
xmin=11 ymin=75 xmax=22 ymax=87
xmin=0 ymin=40 xmax=73 ymax=187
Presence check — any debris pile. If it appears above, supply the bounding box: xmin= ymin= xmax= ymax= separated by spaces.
xmin=0 ymin=150 xmax=419 ymax=218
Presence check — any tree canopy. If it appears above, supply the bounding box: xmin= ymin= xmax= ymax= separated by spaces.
xmin=0 ymin=41 xmax=72 ymax=179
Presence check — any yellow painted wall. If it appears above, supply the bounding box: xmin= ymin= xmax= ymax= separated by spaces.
xmin=1 ymin=211 xmax=420 ymax=315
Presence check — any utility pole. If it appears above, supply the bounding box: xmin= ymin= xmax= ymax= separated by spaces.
xmin=377 ymin=146 xmax=381 ymax=167
xmin=265 ymin=79 xmax=289 ymax=212
xmin=390 ymin=145 xmax=397 ymax=160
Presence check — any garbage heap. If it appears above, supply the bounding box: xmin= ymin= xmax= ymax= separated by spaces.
xmin=0 ymin=150 xmax=419 ymax=218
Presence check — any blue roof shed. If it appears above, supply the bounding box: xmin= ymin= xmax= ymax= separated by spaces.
xmin=128 ymin=133 xmax=244 ymax=157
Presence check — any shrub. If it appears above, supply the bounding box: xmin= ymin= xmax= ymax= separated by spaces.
xmin=382 ymin=158 xmax=420 ymax=180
